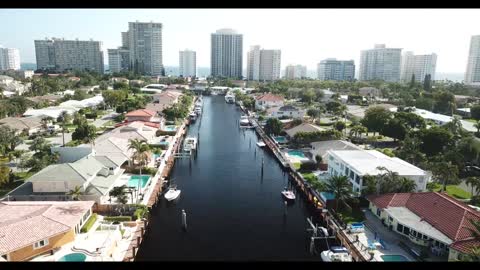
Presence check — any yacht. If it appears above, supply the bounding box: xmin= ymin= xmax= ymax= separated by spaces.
xmin=256 ymin=141 xmax=266 ymax=147
xmin=225 ymin=93 xmax=235 ymax=103
xmin=164 ymin=186 xmax=181 ymax=201
xmin=281 ymin=187 xmax=295 ymax=201
xmin=183 ymin=137 xmax=198 ymax=152
xmin=189 ymin=112 xmax=197 ymax=121
xmin=240 ymin=115 xmax=250 ymax=126
xmin=321 ymin=246 xmax=353 ymax=262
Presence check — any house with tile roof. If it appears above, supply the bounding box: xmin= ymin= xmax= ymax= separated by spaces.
xmin=327 ymin=149 xmax=430 ymax=195
xmin=95 ymin=121 xmax=160 ymax=145
xmin=0 ymin=116 xmax=43 ymax=135
xmin=284 ymin=123 xmax=326 ymax=138
xmin=254 ymin=93 xmax=284 ymax=110
xmin=125 ymin=109 xmax=158 ymax=122
xmin=266 ymin=105 xmax=306 ymax=119
xmin=0 ymin=201 xmax=94 ymax=261
xmin=366 ymin=192 xmax=480 ymax=261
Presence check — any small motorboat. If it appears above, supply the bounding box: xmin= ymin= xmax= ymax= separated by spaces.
xmin=281 ymin=187 xmax=295 ymax=201
xmin=256 ymin=141 xmax=266 ymax=147
xmin=321 ymin=246 xmax=353 ymax=262
xmin=164 ymin=186 xmax=181 ymax=201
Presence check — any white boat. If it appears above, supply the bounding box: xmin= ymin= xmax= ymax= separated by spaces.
xmin=281 ymin=188 xmax=296 ymax=200
xmin=225 ymin=93 xmax=235 ymax=103
xmin=256 ymin=141 xmax=266 ymax=147
xmin=239 ymin=115 xmax=250 ymax=126
xmin=164 ymin=187 xmax=181 ymax=201
xmin=321 ymin=246 xmax=353 ymax=262
xmin=183 ymin=137 xmax=197 ymax=152
xmin=189 ymin=112 xmax=197 ymax=121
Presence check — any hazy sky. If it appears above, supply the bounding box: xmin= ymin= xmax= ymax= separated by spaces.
xmin=0 ymin=9 xmax=479 ymax=73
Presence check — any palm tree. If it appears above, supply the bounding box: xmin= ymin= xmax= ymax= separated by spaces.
xmin=326 ymin=175 xmax=353 ymax=211
xmin=58 ymin=110 xmax=71 ymax=146
xmin=466 ymin=177 xmax=480 ymax=197
xmin=128 ymin=139 xmax=151 ymax=198
xmin=429 ymin=161 xmax=459 ymax=192
xmin=376 ymin=167 xmax=416 ymax=194
xmin=67 ymin=185 xmax=83 ymax=201
xmin=109 ymin=185 xmax=128 ymax=204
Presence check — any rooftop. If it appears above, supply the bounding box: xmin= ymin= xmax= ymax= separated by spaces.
xmin=310 ymin=140 xmax=362 ymax=160
xmin=125 ymin=109 xmax=157 ymax=117
xmin=367 ymin=192 xmax=480 ymax=245
xmin=328 ymin=149 xmax=426 ymax=176
xmin=255 ymin=93 xmax=284 ymax=102
xmin=285 ymin=123 xmax=325 ymax=138
xmin=0 ymin=201 xmax=94 ymax=255
xmin=0 ymin=116 xmax=43 ymax=130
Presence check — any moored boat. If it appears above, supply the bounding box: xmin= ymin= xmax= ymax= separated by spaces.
xmin=281 ymin=187 xmax=295 ymax=201
xmin=164 ymin=186 xmax=181 ymax=201
xmin=320 ymin=246 xmax=353 ymax=262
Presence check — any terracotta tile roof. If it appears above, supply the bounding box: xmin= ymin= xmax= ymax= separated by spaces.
xmin=125 ymin=109 xmax=157 ymax=117
xmin=0 ymin=201 xmax=94 ymax=255
xmin=450 ymin=238 xmax=480 ymax=254
xmin=115 ymin=120 xmax=160 ymax=129
xmin=367 ymin=192 xmax=480 ymax=247
xmin=255 ymin=93 xmax=284 ymax=102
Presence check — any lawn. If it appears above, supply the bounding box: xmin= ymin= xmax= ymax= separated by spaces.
xmin=431 ymin=183 xmax=471 ymax=199
xmin=292 ymin=162 xmax=301 ymax=170
xmin=337 ymin=207 xmax=366 ymax=224
xmin=80 ymin=213 xmax=98 ymax=233
xmin=301 ymin=172 xmax=318 ymax=183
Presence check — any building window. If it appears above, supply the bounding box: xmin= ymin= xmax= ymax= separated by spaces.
xmin=376 ymin=208 xmax=381 ymax=216
xmin=403 ymin=227 xmax=410 ymax=235
xmin=33 ymin=239 xmax=49 ymax=249
xmin=397 ymin=224 xmax=404 ymax=233
xmin=417 ymin=233 xmax=423 ymax=239
xmin=388 ymin=216 xmax=393 ymax=222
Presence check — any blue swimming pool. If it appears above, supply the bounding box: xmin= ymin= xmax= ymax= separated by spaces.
xmin=163 ymin=125 xmax=177 ymax=132
xmin=320 ymin=192 xmax=335 ymax=201
xmin=287 ymin=150 xmax=306 ymax=158
xmin=128 ymin=175 xmax=151 ymax=188
xmin=58 ymin=253 xmax=87 ymax=262
xmin=274 ymin=136 xmax=288 ymax=143
xmin=381 ymin=255 xmax=409 ymax=262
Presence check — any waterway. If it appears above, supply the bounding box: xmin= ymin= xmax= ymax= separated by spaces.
xmin=136 ymin=95 xmax=324 ymax=261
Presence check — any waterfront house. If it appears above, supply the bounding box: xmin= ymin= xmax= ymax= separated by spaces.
xmin=26 ymin=95 xmax=63 ymax=105
xmin=366 ymin=192 xmax=480 ymax=261
xmin=152 ymin=90 xmax=182 ymax=106
xmin=96 ymin=121 xmax=161 ymax=146
xmin=326 ymin=149 xmax=429 ymax=195
xmin=0 ymin=116 xmax=43 ymax=135
xmin=266 ymin=105 xmax=306 ymax=119
xmin=0 ymin=201 xmax=95 ymax=261
xmin=254 ymin=93 xmax=284 ymax=110
xmin=411 ymin=107 xmax=476 ymax=133
xmin=456 ymin=108 xmax=471 ymax=118
xmin=309 ymin=140 xmax=362 ymax=170
xmin=284 ymin=123 xmax=325 ymax=139
xmin=125 ymin=109 xmax=158 ymax=122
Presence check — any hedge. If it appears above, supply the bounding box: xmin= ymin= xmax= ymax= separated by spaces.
xmin=80 ymin=213 xmax=97 ymax=233
xmin=104 ymin=216 xmax=132 ymax=223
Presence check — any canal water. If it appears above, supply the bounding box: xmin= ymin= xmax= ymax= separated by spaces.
xmin=137 ymin=95 xmax=324 ymax=261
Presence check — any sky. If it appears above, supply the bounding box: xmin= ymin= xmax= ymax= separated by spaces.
xmin=0 ymin=9 xmax=479 ymax=73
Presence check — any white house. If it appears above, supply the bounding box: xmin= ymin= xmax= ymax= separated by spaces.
xmin=254 ymin=93 xmax=284 ymax=110
xmin=326 ymin=149 xmax=430 ymax=195
xmin=266 ymin=105 xmax=305 ymax=119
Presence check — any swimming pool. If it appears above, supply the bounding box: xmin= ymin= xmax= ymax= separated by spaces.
xmin=320 ymin=192 xmax=335 ymax=201
xmin=153 ymin=154 xmax=160 ymax=160
xmin=58 ymin=253 xmax=87 ymax=262
xmin=274 ymin=136 xmax=288 ymax=144
xmin=287 ymin=150 xmax=306 ymax=158
xmin=163 ymin=125 xmax=177 ymax=132
xmin=128 ymin=175 xmax=151 ymax=188
xmin=381 ymin=255 xmax=409 ymax=262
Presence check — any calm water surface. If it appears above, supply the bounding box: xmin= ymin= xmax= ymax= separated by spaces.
xmin=137 ymin=95 xmax=323 ymax=261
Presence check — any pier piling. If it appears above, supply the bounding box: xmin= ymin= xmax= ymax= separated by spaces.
xmin=284 ymin=200 xmax=288 ymax=215
xmin=182 ymin=209 xmax=187 ymax=231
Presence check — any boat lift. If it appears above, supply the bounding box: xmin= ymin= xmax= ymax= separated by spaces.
xmin=307 ymin=217 xmax=336 ymax=255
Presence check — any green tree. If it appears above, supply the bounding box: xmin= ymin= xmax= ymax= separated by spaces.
xmin=73 ymin=89 xmax=87 ymax=101
xmin=361 ymin=106 xmax=392 ymax=136
xmin=307 ymin=108 xmax=321 ymax=122
xmin=417 ymin=127 xmax=454 ymax=156
xmin=0 ymin=125 xmax=21 ymax=153
xmin=433 ymin=91 xmax=455 ymax=115
xmin=361 ymin=175 xmax=378 ymax=196
xmin=326 ymin=175 xmax=353 ymax=211
xmin=428 ymin=160 xmax=459 ymax=192
xmin=300 ymin=88 xmax=315 ymax=104
xmin=349 ymin=124 xmax=368 ymax=140
xmin=333 ymin=121 xmax=346 ymax=132
xmin=381 ymin=118 xmax=407 ymax=141
xmin=423 ymin=74 xmax=432 ymax=91
xmin=29 ymin=136 xmax=49 ymax=153
xmin=72 ymin=124 xmax=97 ymax=143
xmin=67 ymin=185 xmax=83 ymax=201
xmin=466 ymin=177 xmax=480 ymax=197
xmin=109 ymin=185 xmax=129 ymax=204
xmin=470 ymin=105 xmax=480 ymax=121
xmin=0 ymin=166 xmax=11 ymax=188
xmin=394 ymin=134 xmax=426 ymax=166
xmin=265 ymin=118 xmax=283 ymax=136
xmin=57 ymin=110 xmax=71 ymax=146
xmin=376 ymin=167 xmax=417 ymax=194
xmin=409 ymin=74 xmax=416 ymax=88
xmin=394 ymin=112 xmax=426 ymax=129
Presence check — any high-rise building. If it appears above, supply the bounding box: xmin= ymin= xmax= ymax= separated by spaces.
xmin=247 ymin=45 xmax=281 ymax=81
xmin=317 ymin=58 xmax=355 ymax=81
xmin=211 ymin=29 xmax=243 ymax=79
xmin=465 ymin=35 xmax=480 ymax=86
xmin=179 ymin=49 xmax=196 ymax=77
xmin=285 ymin=65 xmax=307 ymax=80
xmin=108 ymin=48 xmax=130 ymax=73
xmin=128 ymin=21 xmax=164 ymax=76
xmin=0 ymin=46 xmax=21 ymax=71
xmin=121 ymin=32 xmax=129 ymax=48
xmin=34 ymin=38 xmax=104 ymax=73
xmin=400 ymin=52 xmax=437 ymax=83
xmin=359 ymin=44 xmax=402 ymax=82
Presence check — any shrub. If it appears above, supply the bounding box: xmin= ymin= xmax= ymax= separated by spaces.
xmin=114 ymin=113 xmax=125 ymax=123
xmin=80 ymin=213 xmax=97 ymax=233
xmin=299 ymin=161 xmax=318 ymax=172
xmin=129 ymin=167 xmax=157 ymax=176
xmin=104 ymin=216 xmax=132 ymax=223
